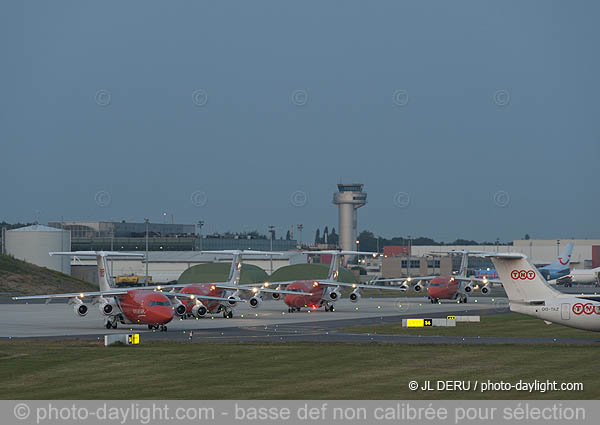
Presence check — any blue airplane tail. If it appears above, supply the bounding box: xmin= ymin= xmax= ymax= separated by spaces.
xmin=543 ymin=242 xmax=574 ymax=271
xmin=538 ymin=242 xmax=574 ymax=280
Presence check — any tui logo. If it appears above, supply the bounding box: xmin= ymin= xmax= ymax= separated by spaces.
xmin=558 ymin=255 xmax=571 ymax=266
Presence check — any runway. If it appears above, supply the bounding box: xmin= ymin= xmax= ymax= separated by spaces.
xmin=2 ymin=295 xmax=598 ymax=345
xmin=1 ymin=296 xmax=499 ymax=337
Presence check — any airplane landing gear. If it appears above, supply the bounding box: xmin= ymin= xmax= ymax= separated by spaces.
xmin=148 ymin=324 xmax=167 ymax=331
xmin=223 ymin=311 xmax=233 ymax=319
xmin=105 ymin=318 xmax=118 ymax=329
xmin=325 ymin=304 xmax=335 ymax=312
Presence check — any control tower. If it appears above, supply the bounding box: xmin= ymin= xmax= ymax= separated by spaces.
xmin=332 ymin=183 xmax=367 ymax=253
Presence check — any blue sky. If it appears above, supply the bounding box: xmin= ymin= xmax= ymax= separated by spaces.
xmin=1 ymin=1 xmax=598 ymax=241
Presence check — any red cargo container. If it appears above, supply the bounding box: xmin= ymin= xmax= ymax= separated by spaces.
xmin=593 ymin=246 xmax=600 ymax=269
xmin=383 ymin=245 xmax=411 ymax=257
xmin=319 ymin=253 xmax=333 ymax=265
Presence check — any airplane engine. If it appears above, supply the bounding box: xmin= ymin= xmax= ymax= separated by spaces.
xmin=249 ymin=295 xmax=262 ymax=308
xmin=414 ymin=282 xmax=423 ymax=292
xmin=72 ymin=299 xmax=88 ymax=317
xmin=272 ymin=286 xmax=282 ymax=300
xmin=227 ymin=295 xmax=240 ymax=306
xmin=464 ymin=283 xmax=473 ymax=293
xmin=172 ymin=300 xmax=187 ymax=317
xmin=327 ymin=287 xmax=342 ymax=301
xmin=192 ymin=303 xmax=208 ymax=318
xmin=481 ymin=284 xmax=490 ymax=295
xmin=349 ymin=290 xmax=361 ymax=303
xmin=98 ymin=298 xmax=118 ymax=316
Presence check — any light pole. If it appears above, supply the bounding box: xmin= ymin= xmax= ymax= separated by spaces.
xmin=198 ymin=220 xmax=204 ymax=252
xmin=268 ymin=225 xmax=275 ymax=274
xmin=557 ymin=239 xmax=560 ymax=256
xmin=144 ymin=218 xmax=149 ymax=281
xmin=407 ymin=235 xmax=412 ymax=277
xmin=297 ymin=224 xmax=303 ymax=246
xmin=110 ymin=220 xmax=114 ymax=278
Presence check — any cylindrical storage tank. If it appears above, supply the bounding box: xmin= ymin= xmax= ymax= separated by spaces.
xmin=5 ymin=225 xmax=71 ymax=274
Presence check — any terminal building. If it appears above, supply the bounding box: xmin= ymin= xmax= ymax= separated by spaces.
xmin=48 ymin=221 xmax=196 ymax=238
xmin=411 ymin=239 xmax=600 ymax=269
xmin=382 ymin=239 xmax=600 ymax=278
xmin=47 ymin=221 xmax=297 ymax=252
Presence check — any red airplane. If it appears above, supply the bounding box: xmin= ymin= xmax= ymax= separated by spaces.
xmin=12 ymin=252 xmax=239 ymax=330
xmin=267 ymin=250 xmax=408 ymax=312
xmin=145 ymin=250 xmax=311 ymax=318
xmin=377 ymin=251 xmax=493 ymax=303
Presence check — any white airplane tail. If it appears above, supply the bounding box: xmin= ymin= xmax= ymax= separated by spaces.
xmin=458 ymin=251 xmax=469 ymax=276
xmin=227 ymin=253 xmax=243 ymax=286
xmin=327 ymin=255 xmax=340 ymax=281
xmin=49 ymin=251 xmax=145 ymax=292
xmin=483 ymin=253 xmax=561 ymax=303
xmin=303 ymin=250 xmax=376 ymax=282
xmin=201 ymin=250 xmax=285 ymax=286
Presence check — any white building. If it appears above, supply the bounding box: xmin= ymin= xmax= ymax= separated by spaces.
xmin=411 ymin=239 xmax=600 ymax=268
xmin=4 ymin=225 xmax=71 ymax=273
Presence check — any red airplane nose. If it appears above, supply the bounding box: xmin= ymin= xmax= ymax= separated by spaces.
xmin=150 ymin=307 xmax=173 ymax=324
xmin=427 ymin=287 xmax=441 ymax=298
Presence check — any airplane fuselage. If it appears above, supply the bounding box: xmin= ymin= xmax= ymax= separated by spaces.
xmin=116 ymin=290 xmax=174 ymax=325
xmin=180 ymin=283 xmax=226 ymax=313
xmin=511 ymin=296 xmax=600 ymax=332
xmin=564 ymin=269 xmax=600 ymax=285
xmin=284 ymin=281 xmax=325 ymax=309
xmin=426 ymin=276 xmax=461 ymax=301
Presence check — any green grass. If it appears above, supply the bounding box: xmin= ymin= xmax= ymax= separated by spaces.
xmin=343 ymin=313 xmax=600 ymax=340
xmin=0 ymin=254 xmax=96 ymax=295
xmin=0 ymin=340 xmax=598 ymax=399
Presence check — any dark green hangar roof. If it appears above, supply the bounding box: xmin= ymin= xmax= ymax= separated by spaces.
xmin=268 ymin=264 xmax=356 ymax=284
xmin=178 ymin=262 xmax=269 ymax=284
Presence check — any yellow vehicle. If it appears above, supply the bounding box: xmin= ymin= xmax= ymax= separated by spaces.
xmin=115 ymin=275 xmax=152 ymax=287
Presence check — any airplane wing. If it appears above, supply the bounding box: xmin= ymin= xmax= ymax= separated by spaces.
xmin=145 ymin=283 xmax=311 ymax=296
xmin=374 ymin=276 xmax=438 ymax=283
xmin=310 ymin=280 xmax=411 ymax=291
xmin=457 ymin=277 xmax=501 ymax=284
xmin=221 ymin=284 xmax=312 ymax=296
xmin=12 ymin=290 xmax=129 ymax=300
xmin=161 ymin=292 xmax=245 ymax=303
xmin=13 ymin=290 xmax=245 ymax=304
xmin=260 ymin=279 xmax=410 ymax=292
